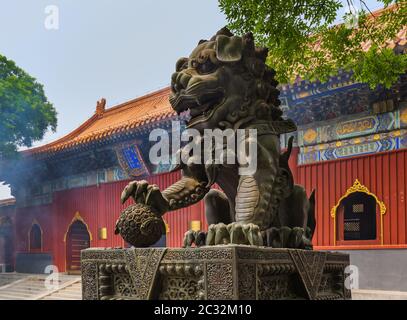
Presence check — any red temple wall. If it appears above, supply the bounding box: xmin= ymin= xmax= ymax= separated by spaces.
xmin=14 ymin=204 xmax=53 ymax=253
xmin=13 ymin=171 xmax=208 ymax=271
xmin=12 ymin=148 xmax=407 ymax=271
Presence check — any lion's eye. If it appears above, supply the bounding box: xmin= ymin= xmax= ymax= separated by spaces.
xmin=196 ymin=60 xmax=217 ymax=75
xmin=190 ymin=60 xmax=198 ymax=69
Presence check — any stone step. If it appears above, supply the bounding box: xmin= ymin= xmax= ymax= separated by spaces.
xmin=10 ymin=285 xmax=47 ymax=291
xmin=0 ymin=273 xmax=31 ymax=279
xmin=0 ymin=292 xmax=40 ymax=299
xmin=41 ymin=293 xmax=81 ymax=300
xmin=0 ymin=273 xmax=82 ymax=300
xmin=0 ymin=277 xmax=27 ymax=285
xmin=69 ymin=282 xmax=82 ymax=287
xmin=61 ymin=288 xmax=82 ymax=294
xmin=0 ymin=287 xmax=38 ymax=295
xmin=1 ymin=287 xmax=45 ymax=295
xmin=15 ymin=280 xmax=47 ymax=286
xmin=10 ymin=281 xmax=46 ymax=287
xmin=352 ymin=289 xmax=407 ymax=300
xmin=49 ymin=293 xmax=82 ymax=300
xmin=0 ymin=292 xmax=33 ymax=300
xmin=38 ymin=280 xmax=82 ymax=300
xmin=50 ymin=289 xmax=82 ymax=297
xmin=42 ymin=296 xmax=79 ymax=300
xmin=5 ymin=290 xmax=48 ymax=297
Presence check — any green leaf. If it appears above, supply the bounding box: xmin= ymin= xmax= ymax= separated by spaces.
xmin=0 ymin=54 xmax=57 ymax=159
xmin=218 ymin=0 xmax=407 ymax=88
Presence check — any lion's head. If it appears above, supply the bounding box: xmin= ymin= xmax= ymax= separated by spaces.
xmin=169 ymin=27 xmax=283 ymax=132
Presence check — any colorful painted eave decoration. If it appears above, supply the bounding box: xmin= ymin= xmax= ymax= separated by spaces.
xmin=115 ymin=142 xmax=149 ymax=177
xmin=279 ymin=71 xmax=406 ymax=126
xmin=279 ymin=73 xmax=372 ymax=126
xmin=298 ymin=129 xmax=407 ymax=165
xmin=298 ymin=106 xmax=407 ymax=147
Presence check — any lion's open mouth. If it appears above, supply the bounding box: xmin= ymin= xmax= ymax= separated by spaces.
xmin=169 ymin=84 xmax=225 ymax=123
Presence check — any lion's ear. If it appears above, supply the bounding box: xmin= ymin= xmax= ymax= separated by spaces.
xmin=215 ymin=35 xmax=243 ymax=62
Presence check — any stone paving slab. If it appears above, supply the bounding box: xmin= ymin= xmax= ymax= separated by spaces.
xmin=352 ymin=289 xmax=407 ymax=300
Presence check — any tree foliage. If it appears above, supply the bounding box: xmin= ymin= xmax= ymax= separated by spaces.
xmin=0 ymin=54 xmax=57 ymax=159
xmin=218 ymin=0 xmax=407 ymax=88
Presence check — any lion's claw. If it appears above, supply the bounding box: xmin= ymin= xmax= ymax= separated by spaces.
xmin=183 ymin=222 xmax=263 ymax=247
xmin=206 ymin=222 xmax=263 ymax=246
xmin=121 ymin=180 xmax=169 ymax=215
xmin=263 ymin=226 xmax=312 ymax=249
xmin=121 ymin=180 xmax=148 ymax=204
xmin=183 ymin=230 xmax=206 ymax=247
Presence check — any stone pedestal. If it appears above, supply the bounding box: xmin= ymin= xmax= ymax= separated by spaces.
xmin=81 ymin=245 xmax=351 ymax=300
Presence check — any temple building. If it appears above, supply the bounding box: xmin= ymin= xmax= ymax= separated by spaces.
xmin=0 ymin=88 xmax=208 ymax=274
xmin=0 ymin=26 xmax=406 ymax=291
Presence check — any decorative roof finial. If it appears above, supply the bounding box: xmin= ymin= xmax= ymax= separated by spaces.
xmin=96 ymin=98 xmax=106 ymax=116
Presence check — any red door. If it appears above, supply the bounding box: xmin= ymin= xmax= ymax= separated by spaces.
xmin=66 ymin=221 xmax=90 ymax=274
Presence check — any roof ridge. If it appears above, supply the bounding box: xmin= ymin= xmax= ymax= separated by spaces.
xmin=24 ymin=114 xmax=100 ymax=155
xmin=39 ymin=111 xmax=176 ymax=154
xmin=70 ymin=108 xmax=175 ymax=140
xmin=102 ymin=87 xmax=171 ymax=116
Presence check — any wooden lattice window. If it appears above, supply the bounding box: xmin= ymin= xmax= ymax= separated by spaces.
xmin=332 ymin=179 xmax=386 ymax=245
xmin=352 ymin=204 xmax=364 ymax=213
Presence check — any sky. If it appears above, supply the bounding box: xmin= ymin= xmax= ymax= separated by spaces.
xmin=0 ymin=0 xmax=384 ymax=199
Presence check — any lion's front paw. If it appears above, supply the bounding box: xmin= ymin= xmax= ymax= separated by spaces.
xmin=121 ymin=180 xmax=169 ymax=215
xmin=206 ymin=222 xmax=263 ymax=246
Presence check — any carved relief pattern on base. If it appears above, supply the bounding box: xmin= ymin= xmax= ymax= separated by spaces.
xmin=289 ymin=249 xmax=327 ymax=299
xmin=159 ymin=277 xmax=200 ymax=300
xmin=81 ymin=262 xmax=98 ymax=300
xmin=114 ymin=273 xmax=136 ymax=297
xmin=238 ymin=264 xmax=256 ymax=299
xmin=81 ymin=247 xmax=351 ymax=300
xmin=257 ymin=275 xmax=297 ymax=300
xmin=124 ymin=248 xmax=167 ymax=299
xmin=206 ymin=263 xmax=234 ymax=300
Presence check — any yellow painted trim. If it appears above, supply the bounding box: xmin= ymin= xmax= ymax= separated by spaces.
xmin=28 ymin=219 xmax=43 ymax=252
xmin=63 ymin=211 xmax=93 ymax=242
xmin=333 ymin=215 xmax=336 ymax=246
xmin=331 ymin=179 xmax=387 ymax=245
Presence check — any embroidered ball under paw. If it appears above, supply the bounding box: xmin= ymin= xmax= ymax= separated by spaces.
xmin=114 ymin=203 xmax=166 ymax=247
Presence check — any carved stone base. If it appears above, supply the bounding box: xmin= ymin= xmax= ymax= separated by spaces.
xmin=81 ymin=245 xmax=351 ymax=300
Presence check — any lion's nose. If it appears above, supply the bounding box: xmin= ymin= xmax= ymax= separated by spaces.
xmin=172 ymin=71 xmax=192 ymax=92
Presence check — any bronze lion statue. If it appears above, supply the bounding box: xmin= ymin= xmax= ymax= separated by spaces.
xmin=120 ymin=27 xmax=315 ymax=249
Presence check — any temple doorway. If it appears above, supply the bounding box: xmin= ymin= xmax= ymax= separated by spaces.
xmin=66 ymin=220 xmax=90 ymax=274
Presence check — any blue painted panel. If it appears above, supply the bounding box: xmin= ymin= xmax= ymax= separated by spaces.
xmin=122 ymin=146 xmax=143 ymax=170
